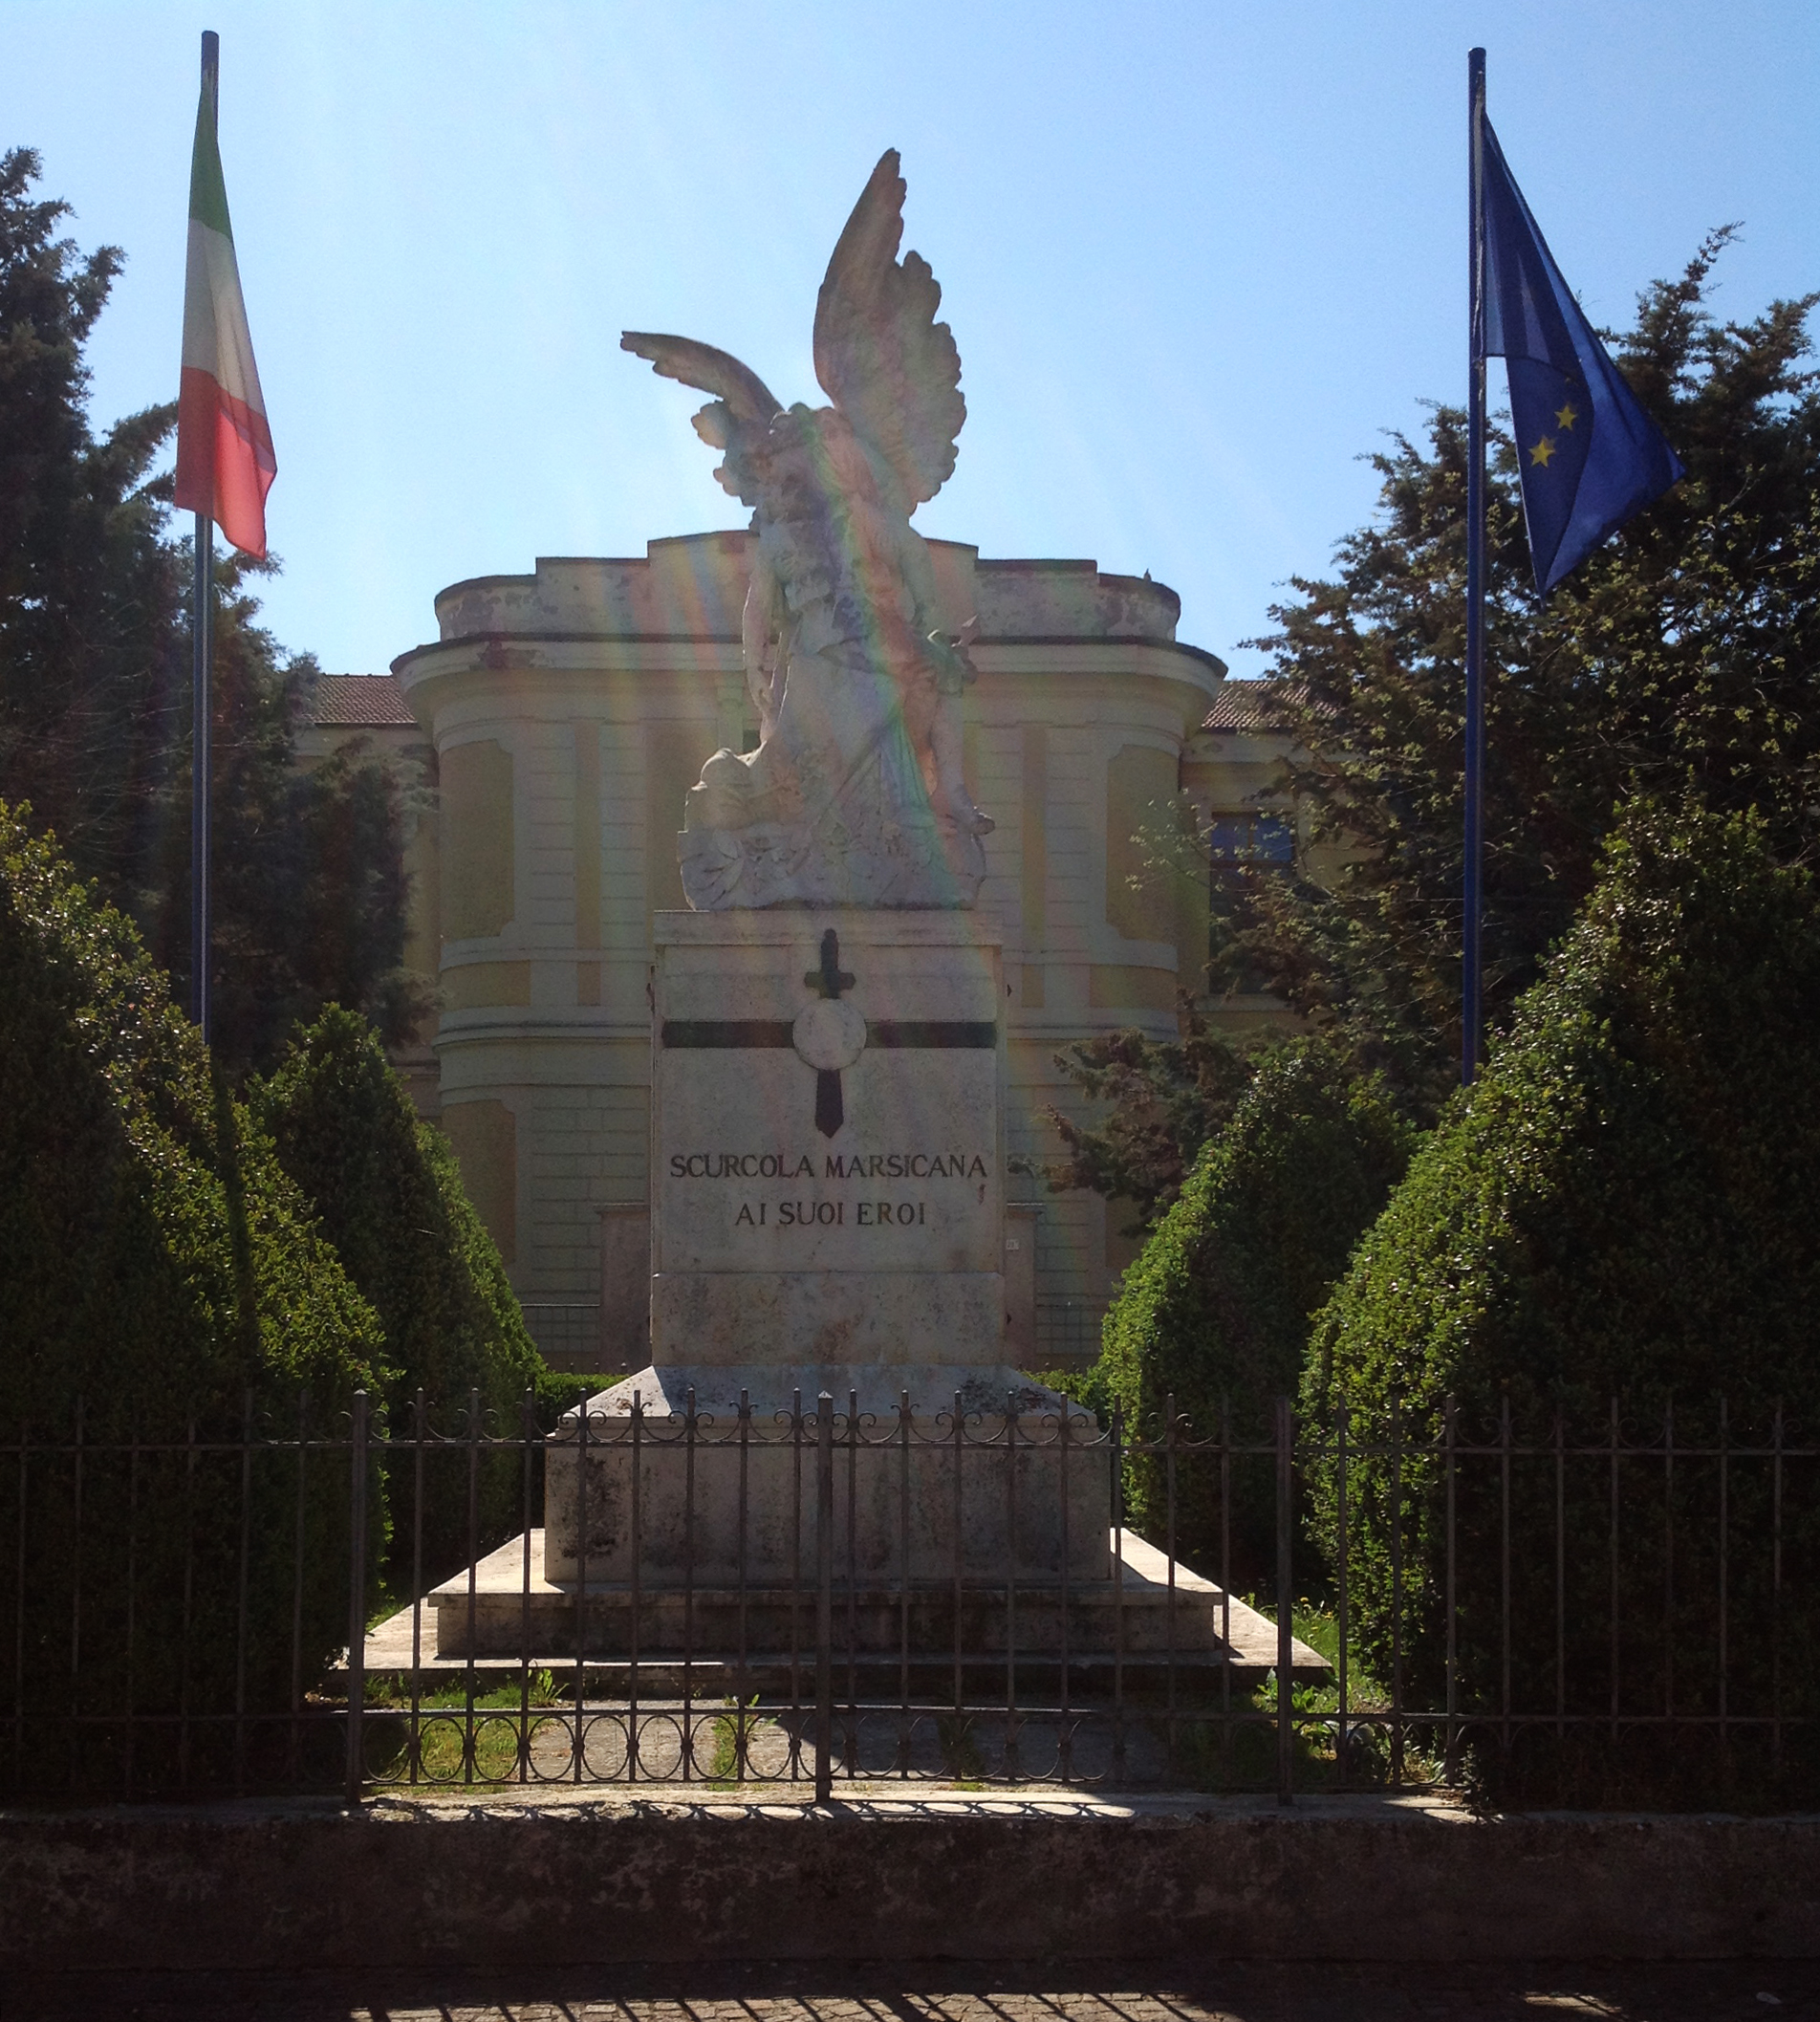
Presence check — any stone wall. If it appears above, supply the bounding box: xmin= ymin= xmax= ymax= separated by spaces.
xmin=1 ymin=1794 xmax=1813 ymax=1970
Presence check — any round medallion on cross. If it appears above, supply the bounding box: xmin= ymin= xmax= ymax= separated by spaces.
xmin=791 ymin=997 xmax=867 ymax=1073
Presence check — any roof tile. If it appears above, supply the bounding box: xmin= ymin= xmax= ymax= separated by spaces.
xmin=311 ymin=674 xmax=418 ymax=728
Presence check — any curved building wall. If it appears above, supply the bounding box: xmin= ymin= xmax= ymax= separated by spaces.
xmin=391 ymin=532 xmax=1237 ymax=1372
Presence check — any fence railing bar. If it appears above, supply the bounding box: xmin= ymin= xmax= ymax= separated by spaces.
xmin=1274 ymin=1395 xmax=1293 ymax=1807
xmin=1003 ymin=1390 xmax=1018 ymax=1780
xmin=951 ymin=1390 xmax=964 ymax=1724
xmin=1389 ymin=1390 xmax=1404 ymax=1786
xmin=628 ymin=1394 xmax=642 ymax=1786
xmin=1554 ymin=1408 xmax=1566 ymax=1732
xmin=572 ymin=1394 xmax=589 ymax=1786
xmin=1334 ymin=1402 xmax=1349 ymax=1792
xmin=682 ymin=1385 xmax=697 ymax=1781
xmin=67 ymin=1398 xmax=83 ymax=1798
xmin=814 ymin=1390 xmax=834 ymax=1806
xmin=179 ymin=1415 xmax=199 ymax=1794
xmin=737 ymin=1386 xmax=751 ymax=1782
xmin=1662 ymin=1400 xmax=1675 ymax=1728
xmin=1771 ymin=1400 xmax=1784 ymax=1781
xmin=898 ymin=1388 xmax=912 ymax=1781
xmin=1610 ymin=1396 xmax=1620 ymax=1741
xmin=1163 ymin=1392 xmax=1178 ymax=1786
xmin=1500 ymin=1390 xmax=1511 ymax=1768
xmin=289 ymin=1388 xmax=310 ymax=1788
xmin=1716 ymin=1394 xmax=1728 ymax=1763
xmin=344 ymin=1389 xmax=368 ymax=1808
xmin=12 ymin=1422 xmax=27 ymax=1793
xmin=1058 ymin=1389 xmax=1072 ymax=1788
xmin=518 ymin=1386 xmax=536 ymax=1785
xmin=1221 ymin=1394 xmax=1233 ymax=1791
xmin=845 ymin=1387 xmax=858 ymax=1784
xmin=789 ymin=1388 xmax=804 ymax=1782
xmin=1111 ymin=1401 xmax=1126 ymax=1788
xmin=234 ymin=1388 xmax=253 ymax=1797
xmin=1443 ymin=1394 xmax=1458 ymax=1784
xmin=464 ymin=1386 xmax=481 ymax=1785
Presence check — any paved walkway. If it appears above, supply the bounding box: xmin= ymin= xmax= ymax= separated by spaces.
xmin=8 ymin=1963 xmax=1818 ymax=2019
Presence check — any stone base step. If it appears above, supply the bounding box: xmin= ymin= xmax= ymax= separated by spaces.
xmin=361 ymin=1530 xmax=1328 ymax=1679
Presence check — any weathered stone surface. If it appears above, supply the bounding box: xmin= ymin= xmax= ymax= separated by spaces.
xmin=3 ymin=1797 xmax=1815 ymax=1970
xmin=650 ymin=1273 xmax=1003 ymax=1366
xmin=650 ymin=909 xmax=1004 ymax=1366
xmin=542 ymin=1364 xmax=1107 ymax=1588
xmin=385 ymin=1526 xmax=1321 ymax=1672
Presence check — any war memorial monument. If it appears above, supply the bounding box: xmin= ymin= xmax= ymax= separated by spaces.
xmin=386 ymin=153 xmax=1308 ymax=1694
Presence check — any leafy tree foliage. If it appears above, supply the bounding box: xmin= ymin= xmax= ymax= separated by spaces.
xmin=1303 ymin=806 xmax=1820 ymax=1799
xmin=1230 ymin=233 xmax=1819 ymax=1109
xmin=1098 ymin=1037 xmax=1414 ymax=1587
xmin=1020 ymin=997 xmax=1256 ymax=1229
xmin=0 ymin=806 xmax=383 ymax=1764
xmin=0 ymin=148 xmax=420 ymax=1076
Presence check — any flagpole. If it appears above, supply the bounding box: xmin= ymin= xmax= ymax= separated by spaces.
xmin=190 ymin=29 xmax=219 ymax=1045
xmin=191 ymin=509 xmax=212 ymax=1041
xmin=1462 ymin=45 xmax=1487 ymax=1086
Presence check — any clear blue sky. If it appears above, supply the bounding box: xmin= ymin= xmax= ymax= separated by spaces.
xmin=7 ymin=2 xmax=1815 ymax=679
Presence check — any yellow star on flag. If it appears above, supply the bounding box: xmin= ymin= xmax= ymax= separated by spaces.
xmin=1555 ymin=400 xmax=1580 ymax=431
xmin=1529 ymin=434 xmax=1557 ymax=468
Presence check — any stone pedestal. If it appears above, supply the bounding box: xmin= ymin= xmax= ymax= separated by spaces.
xmin=646 ymin=909 xmax=1006 ymax=1365
xmin=544 ymin=1366 xmax=1107 ymax=1587
xmin=543 ymin=908 xmax=1113 ymax=1601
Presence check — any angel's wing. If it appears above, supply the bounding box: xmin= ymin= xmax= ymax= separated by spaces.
xmin=812 ymin=151 xmax=965 ymax=513
xmin=620 ymin=334 xmax=784 ymax=505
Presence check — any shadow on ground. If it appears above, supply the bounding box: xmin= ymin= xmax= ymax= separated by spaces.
xmin=6 ymin=1960 xmax=1819 ymax=2021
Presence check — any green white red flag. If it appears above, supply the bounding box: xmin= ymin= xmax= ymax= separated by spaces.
xmin=174 ymin=67 xmax=274 ymax=556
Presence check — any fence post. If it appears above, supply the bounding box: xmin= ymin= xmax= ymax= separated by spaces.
xmin=1275 ymin=1394 xmax=1293 ymax=1807
xmin=345 ymin=1388 xmax=369 ymax=1808
xmin=815 ymin=1391 xmax=834 ymax=1804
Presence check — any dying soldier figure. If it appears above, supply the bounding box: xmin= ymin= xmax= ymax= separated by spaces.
xmin=624 ymin=149 xmax=992 ymax=910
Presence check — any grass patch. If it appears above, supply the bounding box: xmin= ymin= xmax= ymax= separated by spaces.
xmin=363 ymin=1670 xmax=565 ymax=1787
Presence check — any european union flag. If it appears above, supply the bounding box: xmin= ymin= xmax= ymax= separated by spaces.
xmin=1480 ymin=120 xmax=1683 ymax=594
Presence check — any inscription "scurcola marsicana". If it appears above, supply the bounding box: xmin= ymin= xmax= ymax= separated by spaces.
xmin=670 ymin=1151 xmax=989 ymax=1181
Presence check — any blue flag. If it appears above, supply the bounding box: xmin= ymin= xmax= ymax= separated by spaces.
xmin=1479 ymin=119 xmax=1683 ymax=594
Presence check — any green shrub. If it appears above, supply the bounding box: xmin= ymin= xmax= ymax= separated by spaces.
xmin=251 ymin=1007 xmax=547 ymax=1589
xmin=1099 ymin=1036 xmax=1415 ymax=1589
xmin=0 ymin=806 xmax=384 ymax=1782
xmin=1305 ymin=805 xmax=1820 ymax=1802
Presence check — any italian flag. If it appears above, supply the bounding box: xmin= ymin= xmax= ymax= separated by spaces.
xmin=174 ymin=73 xmax=274 ymax=557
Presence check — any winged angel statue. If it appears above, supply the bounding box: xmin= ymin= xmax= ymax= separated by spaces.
xmin=625 ymin=151 xmax=992 ymax=910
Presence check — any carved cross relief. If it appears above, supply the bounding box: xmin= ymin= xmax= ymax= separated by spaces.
xmin=661 ymin=929 xmax=996 ymax=1139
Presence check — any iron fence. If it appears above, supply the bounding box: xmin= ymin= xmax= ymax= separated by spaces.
xmin=0 ymin=1387 xmax=1812 ymax=1807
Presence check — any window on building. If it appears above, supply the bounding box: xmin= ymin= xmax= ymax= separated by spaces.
xmin=1206 ymin=810 xmax=1294 ymax=993
xmin=1205 ymin=812 xmax=1294 ymax=866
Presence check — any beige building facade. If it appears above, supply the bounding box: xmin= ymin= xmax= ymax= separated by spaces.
xmin=316 ymin=532 xmax=1294 ymax=1373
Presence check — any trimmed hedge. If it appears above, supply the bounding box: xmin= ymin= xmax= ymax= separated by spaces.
xmin=251 ymin=1007 xmax=550 ymax=1588
xmin=1304 ymin=805 xmax=1820 ymax=1802
xmin=0 ymin=806 xmax=384 ymax=1777
xmin=1099 ymin=1036 xmax=1415 ymax=1589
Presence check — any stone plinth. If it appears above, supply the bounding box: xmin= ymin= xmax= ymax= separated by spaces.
xmin=648 ymin=909 xmax=1005 ymax=1366
xmin=538 ymin=906 xmax=1119 ymax=1641
xmin=380 ymin=1528 xmax=1327 ymax=1677
xmin=544 ymin=1368 xmax=1108 ymax=1588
